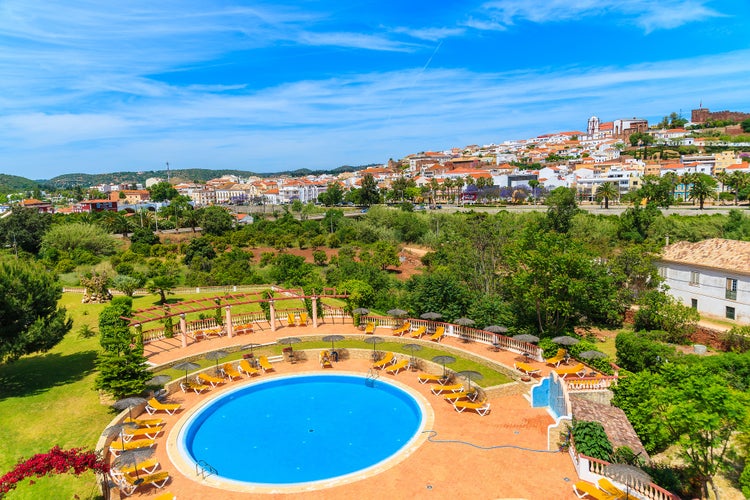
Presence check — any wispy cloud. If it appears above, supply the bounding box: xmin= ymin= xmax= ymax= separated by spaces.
xmin=392 ymin=26 xmax=466 ymax=41
xmin=471 ymin=0 xmax=725 ymax=32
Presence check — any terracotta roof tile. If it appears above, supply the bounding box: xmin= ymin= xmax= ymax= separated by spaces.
xmin=660 ymin=238 xmax=750 ymax=274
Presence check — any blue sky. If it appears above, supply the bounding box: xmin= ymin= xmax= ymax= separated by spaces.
xmin=1 ymin=0 xmax=750 ymax=179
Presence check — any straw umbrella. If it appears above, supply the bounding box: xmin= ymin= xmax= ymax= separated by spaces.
xmin=513 ymin=334 xmax=540 ymax=343
xmin=402 ymin=343 xmax=423 ymax=367
xmin=578 ymin=350 xmax=607 ymax=360
xmin=102 ymin=421 xmax=138 ymax=454
xmin=322 ymin=334 xmax=345 ymax=351
xmin=387 ymin=309 xmax=408 ymax=317
xmin=113 ymin=397 xmax=148 ymax=421
xmin=173 ymin=361 xmax=201 ymax=384
xmin=420 ymin=312 xmax=443 ymax=320
xmin=205 ymin=349 xmax=229 ymax=375
xmin=454 ymin=317 xmax=475 ymax=326
xmin=432 ymin=355 xmax=456 ymax=378
xmin=551 ymin=335 xmax=580 ymax=346
xmin=112 ymin=447 xmax=155 ymax=486
xmin=363 ymin=336 xmax=384 ymax=360
xmin=456 ymin=370 xmax=484 ymax=390
xmin=484 ymin=325 xmax=508 ymax=334
xmin=352 ymin=308 xmax=370 ymax=316
xmin=242 ymin=343 xmax=262 ymax=354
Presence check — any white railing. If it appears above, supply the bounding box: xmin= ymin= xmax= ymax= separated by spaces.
xmin=574 ymin=453 xmax=679 ymax=500
xmin=565 ymin=376 xmax=618 ymax=392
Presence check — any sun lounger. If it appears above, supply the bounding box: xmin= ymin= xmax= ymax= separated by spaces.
xmin=180 ymin=380 xmax=210 ymax=394
xmin=287 ymin=313 xmax=296 ymax=326
xmin=258 ymin=355 xmax=275 ymax=372
xmin=372 ymin=351 xmax=395 ymax=369
xmin=145 ymin=398 xmax=181 ymax=415
xmin=443 ymin=391 xmax=479 ymax=402
xmin=409 ymin=326 xmax=426 ymax=338
xmin=233 ymin=323 xmax=254 ymax=335
xmin=119 ymin=470 xmax=170 ymax=496
xmin=573 ymin=480 xmax=622 ymax=500
xmin=300 ymin=312 xmax=308 ymax=325
xmin=239 ymin=359 xmax=261 ymax=376
xmin=598 ymin=478 xmax=627 ymax=499
xmin=116 ymin=458 xmax=160 ymax=476
xmin=124 ymin=417 xmax=164 ymax=428
xmin=122 ymin=425 xmax=165 ymax=441
xmin=417 ymin=373 xmax=448 ymax=384
xmin=109 ymin=439 xmax=156 ymax=455
xmin=364 ymin=322 xmax=375 ymax=334
xmin=427 ymin=326 xmax=445 ymax=342
xmin=221 ymin=363 xmax=242 ymax=380
xmin=320 ymin=351 xmax=333 ymax=368
xmin=152 ymin=493 xmax=176 ymax=500
xmin=514 ymin=361 xmax=541 ymax=376
xmin=453 ymin=400 xmax=491 ymax=416
xmin=385 ymin=359 xmax=409 ymax=374
xmin=197 ymin=372 xmax=225 ymax=387
xmin=431 ymin=383 xmax=463 ymax=395
xmin=392 ymin=322 xmax=411 ymax=336
xmin=554 ymin=363 xmax=587 ymax=379
xmin=545 ymin=348 xmax=567 ymax=367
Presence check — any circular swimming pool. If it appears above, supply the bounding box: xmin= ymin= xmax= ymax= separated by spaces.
xmin=176 ymin=373 xmax=425 ymax=487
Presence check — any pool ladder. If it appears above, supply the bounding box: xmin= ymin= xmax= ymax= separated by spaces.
xmin=365 ymin=368 xmax=380 ymax=386
xmin=196 ymin=460 xmax=218 ymax=480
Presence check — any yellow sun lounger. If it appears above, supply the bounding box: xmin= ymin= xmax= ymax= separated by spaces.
xmin=372 ymin=351 xmax=395 ymax=369
xmin=514 ymin=361 xmax=541 ymax=376
xmin=258 ymin=355 xmax=275 ymax=372
xmin=124 ymin=417 xmax=164 ymax=428
xmin=409 ymin=326 xmax=426 ymax=338
xmin=385 ymin=359 xmax=409 ymax=374
xmin=145 ymin=398 xmax=181 ymax=415
xmin=300 ymin=312 xmax=308 ymax=325
xmin=392 ymin=322 xmax=411 ymax=336
xmin=152 ymin=493 xmax=176 ymax=500
xmin=598 ymin=478 xmax=627 ymax=499
xmin=427 ymin=326 xmax=445 ymax=342
xmin=287 ymin=313 xmax=296 ymax=326
xmin=221 ymin=363 xmax=242 ymax=380
xmin=119 ymin=470 xmax=170 ymax=496
xmin=545 ymin=348 xmax=567 ymax=367
xmin=573 ymin=480 xmax=622 ymax=500
xmin=452 ymin=400 xmax=491 ymax=416
xmin=122 ymin=425 xmax=165 ymax=441
xmin=181 ymin=380 xmax=210 ymax=394
xmin=239 ymin=359 xmax=261 ymax=376
xmin=431 ymin=383 xmax=463 ymax=395
xmin=109 ymin=438 xmax=156 ymax=455
xmin=554 ymin=363 xmax=587 ymax=379
xmin=443 ymin=391 xmax=479 ymax=402
xmin=320 ymin=351 xmax=333 ymax=368
xmin=417 ymin=373 xmax=448 ymax=384
xmin=116 ymin=458 xmax=160 ymax=476
xmin=197 ymin=372 xmax=225 ymax=387
xmin=364 ymin=322 xmax=375 ymax=334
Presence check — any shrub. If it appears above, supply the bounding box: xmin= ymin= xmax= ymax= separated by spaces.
xmin=615 ymin=331 xmax=677 ymax=373
xmin=572 ymin=420 xmax=613 ymax=461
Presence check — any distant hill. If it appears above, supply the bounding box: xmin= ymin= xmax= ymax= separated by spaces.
xmin=0 ymin=174 xmax=40 ymax=195
xmin=42 ymin=165 xmax=371 ymax=188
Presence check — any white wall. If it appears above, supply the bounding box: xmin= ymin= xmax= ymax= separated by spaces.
xmin=659 ymin=262 xmax=750 ymax=324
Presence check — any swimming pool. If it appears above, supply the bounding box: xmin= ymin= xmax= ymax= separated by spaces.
xmin=176 ymin=373 xmax=426 ymax=488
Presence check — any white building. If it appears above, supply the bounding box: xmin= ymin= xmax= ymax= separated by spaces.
xmin=658 ymin=239 xmax=750 ymax=324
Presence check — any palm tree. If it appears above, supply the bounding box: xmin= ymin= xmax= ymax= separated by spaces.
xmin=688 ymin=173 xmax=718 ymax=210
xmin=528 ymin=179 xmax=540 ymax=205
xmin=729 ymin=171 xmax=750 ymax=206
xmin=595 ymin=182 xmax=619 ymax=209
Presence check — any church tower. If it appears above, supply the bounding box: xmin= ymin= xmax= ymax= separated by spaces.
xmin=587 ymin=116 xmax=600 ymax=137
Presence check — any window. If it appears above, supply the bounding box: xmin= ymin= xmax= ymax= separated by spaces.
xmin=658 ymin=266 xmax=666 ymax=279
xmin=691 ymin=298 xmax=697 ymax=309
xmin=726 ymin=306 xmax=736 ymax=320
xmin=726 ymin=278 xmax=738 ymax=300
xmin=689 ymin=271 xmax=700 ymax=286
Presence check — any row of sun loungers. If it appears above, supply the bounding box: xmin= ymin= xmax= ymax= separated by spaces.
xmin=420 ymin=373 xmax=491 ymax=416
xmin=391 ymin=323 xmax=445 ymax=342
xmin=179 ymin=358 xmax=275 ymax=395
xmin=286 ymin=312 xmax=308 ymax=326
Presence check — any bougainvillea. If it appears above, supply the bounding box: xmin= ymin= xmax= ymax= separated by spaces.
xmin=0 ymin=446 xmax=109 ymax=497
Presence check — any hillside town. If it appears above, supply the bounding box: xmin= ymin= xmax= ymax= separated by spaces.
xmin=6 ymin=105 xmax=750 ymax=214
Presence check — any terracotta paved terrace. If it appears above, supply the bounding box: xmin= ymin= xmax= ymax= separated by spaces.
xmin=109 ymin=321 xmax=579 ymax=499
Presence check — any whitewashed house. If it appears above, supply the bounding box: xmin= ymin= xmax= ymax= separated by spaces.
xmin=658 ymin=239 xmax=750 ymax=324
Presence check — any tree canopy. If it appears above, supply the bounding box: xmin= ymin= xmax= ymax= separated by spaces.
xmin=0 ymin=258 xmax=72 ymax=363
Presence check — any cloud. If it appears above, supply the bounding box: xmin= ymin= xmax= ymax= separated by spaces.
xmin=392 ymin=26 xmax=466 ymax=41
xmin=472 ymin=0 xmax=725 ymax=32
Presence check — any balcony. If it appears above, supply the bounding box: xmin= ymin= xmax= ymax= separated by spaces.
xmin=726 ymin=290 xmax=737 ymax=300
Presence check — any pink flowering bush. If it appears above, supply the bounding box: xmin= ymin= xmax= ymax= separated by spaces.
xmin=0 ymin=446 xmax=108 ymax=497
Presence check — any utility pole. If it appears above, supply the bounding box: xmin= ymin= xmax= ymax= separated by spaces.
xmin=166 ymin=162 xmax=170 ymax=183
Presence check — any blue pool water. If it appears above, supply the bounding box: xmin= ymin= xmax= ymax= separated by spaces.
xmin=178 ymin=374 xmax=424 ymax=485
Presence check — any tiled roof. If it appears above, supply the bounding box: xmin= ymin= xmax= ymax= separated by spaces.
xmin=570 ymin=395 xmax=649 ymax=461
xmin=659 ymin=238 xmax=750 ymax=274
